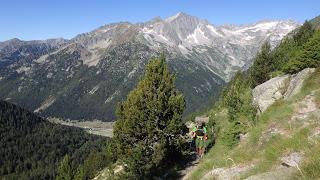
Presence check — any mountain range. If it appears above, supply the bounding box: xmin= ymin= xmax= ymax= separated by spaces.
xmin=0 ymin=12 xmax=300 ymax=121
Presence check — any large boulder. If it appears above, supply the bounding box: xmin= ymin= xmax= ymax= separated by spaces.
xmin=252 ymin=75 xmax=290 ymax=112
xmin=253 ymin=68 xmax=315 ymax=113
xmin=280 ymin=152 xmax=304 ymax=167
xmin=284 ymin=68 xmax=315 ymax=99
xmin=244 ymin=167 xmax=296 ymax=180
xmin=244 ymin=152 xmax=304 ymax=180
xmin=203 ymin=163 xmax=254 ymax=180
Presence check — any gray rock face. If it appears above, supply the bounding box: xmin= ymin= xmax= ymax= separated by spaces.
xmin=252 ymin=75 xmax=290 ymax=112
xmin=253 ymin=68 xmax=316 ymax=113
xmin=280 ymin=152 xmax=304 ymax=167
xmin=202 ymin=152 xmax=304 ymax=180
xmin=203 ymin=163 xmax=254 ymax=180
xmin=308 ymin=127 xmax=320 ymax=142
xmin=244 ymin=167 xmax=296 ymax=180
xmin=284 ymin=68 xmax=316 ymax=99
xmin=242 ymin=152 xmax=303 ymax=180
xmin=240 ymin=133 xmax=250 ymax=142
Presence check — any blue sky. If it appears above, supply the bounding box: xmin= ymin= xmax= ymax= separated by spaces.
xmin=0 ymin=0 xmax=319 ymax=41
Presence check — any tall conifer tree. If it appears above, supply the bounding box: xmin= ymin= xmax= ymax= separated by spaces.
xmin=112 ymin=55 xmax=186 ymax=178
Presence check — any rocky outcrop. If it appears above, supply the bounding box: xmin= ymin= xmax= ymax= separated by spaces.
xmin=284 ymin=68 xmax=316 ymax=99
xmin=203 ymin=163 xmax=254 ymax=180
xmin=202 ymin=152 xmax=303 ymax=180
xmin=252 ymin=75 xmax=290 ymax=112
xmin=290 ymin=92 xmax=320 ymax=128
xmin=244 ymin=167 xmax=296 ymax=180
xmin=253 ymin=68 xmax=315 ymax=113
xmin=308 ymin=127 xmax=320 ymax=142
xmin=244 ymin=152 xmax=304 ymax=180
xmin=280 ymin=152 xmax=304 ymax=168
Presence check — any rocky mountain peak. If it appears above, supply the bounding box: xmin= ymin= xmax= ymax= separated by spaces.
xmin=3 ymin=38 xmax=22 ymax=43
xmin=0 ymin=38 xmax=23 ymax=50
xmin=165 ymin=12 xmax=199 ymax=23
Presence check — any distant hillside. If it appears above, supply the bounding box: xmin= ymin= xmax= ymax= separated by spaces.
xmin=0 ymin=38 xmax=67 ymax=69
xmin=0 ymin=100 xmax=109 ymax=179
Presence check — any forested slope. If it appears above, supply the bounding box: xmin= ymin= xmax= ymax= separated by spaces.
xmin=0 ymin=100 xmax=109 ymax=179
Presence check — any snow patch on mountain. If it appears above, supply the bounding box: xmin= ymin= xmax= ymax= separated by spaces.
xmin=35 ymin=54 xmax=49 ymax=64
xmin=89 ymin=85 xmax=100 ymax=95
xmin=206 ymin=24 xmax=224 ymax=37
xmin=105 ymin=90 xmax=120 ymax=103
xmin=186 ymin=26 xmax=211 ymax=45
xmin=83 ymin=52 xmax=101 ymax=67
xmin=34 ymin=96 xmax=56 ymax=113
xmin=178 ymin=44 xmax=190 ymax=55
xmin=88 ymin=39 xmax=112 ymax=50
xmin=127 ymin=68 xmax=137 ymax=78
xmin=236 ymin=21 xmax=279 ymax=33
xmin=165 ymin=12 xmax=184 ymax=22
xmin=16 ymin=66 xmax=31 ymax=74
xmin=47 ymin=72 xmax=53 ymax=78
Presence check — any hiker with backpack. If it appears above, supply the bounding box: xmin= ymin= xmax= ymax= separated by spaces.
xmin=192 ymin=121 xmax=208 ymax=158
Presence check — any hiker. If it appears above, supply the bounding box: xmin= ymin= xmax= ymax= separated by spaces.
xmin=192 ymin=121 xmax=208 ymax=158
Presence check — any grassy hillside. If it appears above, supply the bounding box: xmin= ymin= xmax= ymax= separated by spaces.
xmin=0 ymin=100 xmax=110 ymax=179
xmin=188 ymin=69 xmax=320 ymax=179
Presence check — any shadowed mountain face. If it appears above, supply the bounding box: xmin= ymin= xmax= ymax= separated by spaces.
xmin=0 ymin=12 xmax=299 ymax=121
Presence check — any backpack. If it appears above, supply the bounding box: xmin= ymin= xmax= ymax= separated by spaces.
xmin=196 ymin=128 xmax=205 ymax=136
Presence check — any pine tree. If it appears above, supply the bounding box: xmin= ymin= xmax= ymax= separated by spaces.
xmin=56 ymin=155 xmax=73 ymax=180
xmin=224 ymin=72 xmax=244 ymax=122
xmin=112 ymin=55 xmax=186 ymax=178
xmin=249 ymin=42 xmax=272 ymax=87
xmin=299 ymin=30 xmax=320 ymax=68
xmin=272 ymin=20 xmax=315 ymax=74
xmin=222 ymin=71 xmax=256 ymax=146
xmin=74 ymin=166 xmax=85 ymax=180
xmin=293 ymin=20 xmax=314 ymax=46
xmin=284 ymin=30 xmax=320 ymax=73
